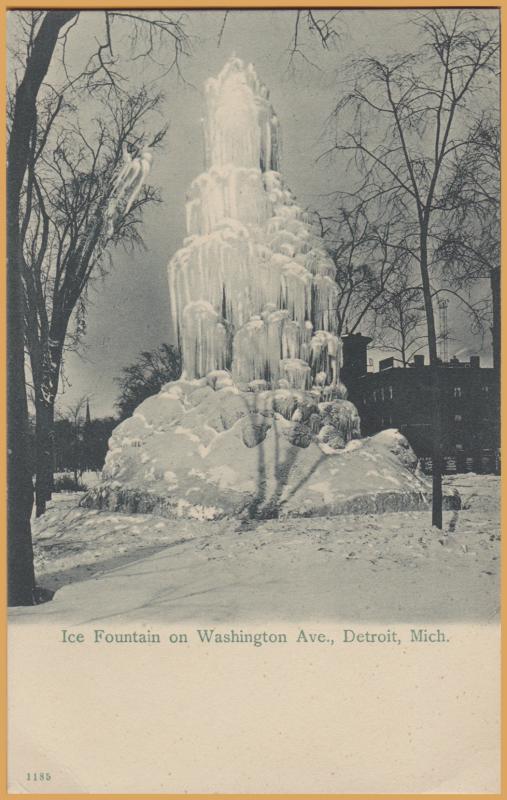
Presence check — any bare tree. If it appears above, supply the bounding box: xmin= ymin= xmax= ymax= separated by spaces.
xmin=324 ymin=9 xmax=499 ymax=527
xmin=287 ymin=10 xmax=342 ymax=68
xmin=20 ymin=85 xmax=165 ymax=517
xmin=375 ymin=281 xmax=426 ymax=367
xmin=314 ymin=199 xmax=412 ymax=336
xmin=7 ymin=9 xmax=189 ymax=604
xmin=436 ymin=114 xmax=500 ymax=369
xmin=216 ymin=10 xmax=342 ymax=69
xmin=8 ymin=11 xmax=77 ymax=605
xmin=63 ymin=395 xmax=89 ymax=485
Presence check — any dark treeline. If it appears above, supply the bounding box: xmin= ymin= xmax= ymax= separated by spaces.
xmin=27 ymin=341 xmax=181 ymax=484
xmin=28 ymin=415 xmax=116 ymax=481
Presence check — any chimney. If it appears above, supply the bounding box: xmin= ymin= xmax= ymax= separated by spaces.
xmin=470 ymin=355 xmax=480 ymax=369
xmin=341 ymin=333 xmax=373 ymax=386
xmin=413 ymin=355 xmax=425 ymax=368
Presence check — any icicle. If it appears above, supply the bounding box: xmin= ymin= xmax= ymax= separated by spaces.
xmin=106 ymin=147 xmax=153 ymax=236
xmin=309 ymin=331 xmax=342 ymax=385
xmin=312 ymin=276 xmax=339 ymax=333
xmin=281 ymin=359 xmax=311 ymax=390
xmin=332 ymin=400 xmax=361 ymax=441
xmin=281 ymin=319 xmax=301 ymax=360
xmin=182 ymin=302 xmax=229 ymax=379
xmin=280 ymin=262 xmax=311 ymax=325
xmin=305 ymin=247 xmax=336 ymax=279
xmin=232 ymin=317 xmax=268 ymax=385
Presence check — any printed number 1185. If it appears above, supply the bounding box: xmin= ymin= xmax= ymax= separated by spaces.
xmin=26 ymin=773 xmax=51 ymax=781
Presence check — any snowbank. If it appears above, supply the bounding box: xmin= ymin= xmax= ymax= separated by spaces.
xmin=83 ymin=379 xmax=458 ymax=520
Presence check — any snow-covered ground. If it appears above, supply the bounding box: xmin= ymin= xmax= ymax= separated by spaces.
xmin=11 ymin=474 xmax=500 ymax=624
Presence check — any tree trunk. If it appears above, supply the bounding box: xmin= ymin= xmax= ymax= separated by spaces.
xmin=429 ymin=365 xmax=443 ymax=528
xmin=32 ymin=358 xmax=60 ymax=517
xmin=400 ymin=340 xmax=407 ymax=367
xmin=490 ymin=266 xmax=500 ymax=373
xmin=7 ymin=10 xmax=78 ymax=605
xmin=34 ymin=396 xmax=55 ymax=517
xmin=7 ymin=221 xmax=35 ymax=605
xmin=419 ymin=229 xmax=443 ymax=529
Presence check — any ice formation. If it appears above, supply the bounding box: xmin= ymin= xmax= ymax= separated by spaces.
xmin=106 ymin=145 xmax=153 ymax=236
xmin=168 ymin=58 xmax=342 ymax=391
xmin=86 ymin=63 xmax=439 ymax=520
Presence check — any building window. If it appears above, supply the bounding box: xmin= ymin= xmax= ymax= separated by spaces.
xmin=454 ymin=414 xmax=462 ymax=422
xmin=373 ymin=390 xmax=377 ymax=402
xmin=388 ymin=386 xmax=393 ymax=399
xmin=453 ymin=386 xmax=462 ymax=398
xmin=380 ymin=387 xmax=385 ymax=401
xmin=483 ymin=385 xmax=490 ymax=394
xmin=363 ymin=397 xmax=367 ymax=405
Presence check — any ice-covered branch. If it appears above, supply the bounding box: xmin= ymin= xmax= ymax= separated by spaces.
xmin=105 ymin=146 xmax=153 ymax=237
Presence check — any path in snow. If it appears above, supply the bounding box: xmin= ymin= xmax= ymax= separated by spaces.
xmin=10 ymin=475 xmax=500 ymax=625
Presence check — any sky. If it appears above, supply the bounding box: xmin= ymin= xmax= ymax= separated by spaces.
xmin=8 ymin=9 xmax=500 ymax=417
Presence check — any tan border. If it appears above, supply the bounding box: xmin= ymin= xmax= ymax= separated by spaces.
xmin=0 ymin=1 xmax=504 ymax=798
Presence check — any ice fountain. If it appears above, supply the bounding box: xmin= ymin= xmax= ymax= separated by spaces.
xmin=85 ymin=59 xmax=438 ymax=520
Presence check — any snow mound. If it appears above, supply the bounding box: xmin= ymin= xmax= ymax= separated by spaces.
xmin=83 ymin=378 xmax=459 ymax=520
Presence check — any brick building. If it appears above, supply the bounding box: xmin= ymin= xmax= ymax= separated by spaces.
xmin=341 ymin=333 xmax=500 ymax=473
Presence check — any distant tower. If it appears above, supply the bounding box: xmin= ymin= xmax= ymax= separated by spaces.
xmin=341 ymin=333 xmax=372 ymax=387
xmin=438 ymin=299 xmax=449 ymax=363
xmin=85 ymin=399 xmax=91 ymax=427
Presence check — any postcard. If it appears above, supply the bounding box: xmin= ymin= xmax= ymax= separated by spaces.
xmin=5 ymin=4 xmax=501 ymax=795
